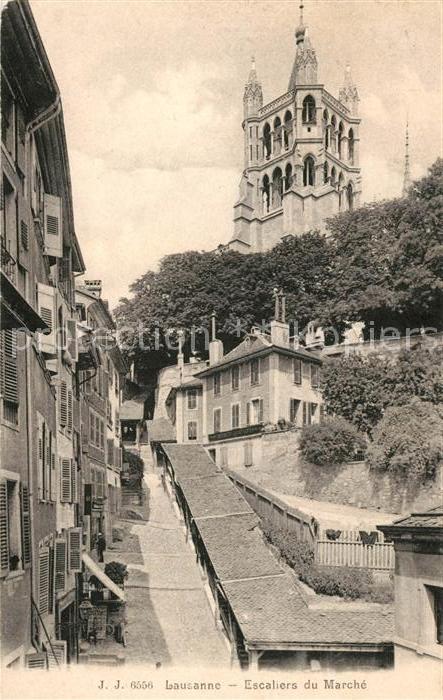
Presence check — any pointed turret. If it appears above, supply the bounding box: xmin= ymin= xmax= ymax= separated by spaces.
xmin=288 ymin=2 xmax=318 ymax=89
xmin=402 ymin=121 xmax=411 ymax=197
xmin=243 ymin=56 xmax=263 ymax=118
xmin=339 ymin=64 xmax=359 ymax=115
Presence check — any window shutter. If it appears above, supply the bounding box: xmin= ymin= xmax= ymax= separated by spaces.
xmin=46 ymin=640 xmax=67 ymax=669
xmin=38 ymin=547 xmax=50 ymax=615
xmin=0 ymin=480 xmax=9 ymax=577
xmin=246 ymin=402 xmax=251 ymax=426
xmin=43 ymin=193 xmax=62 ymax=258
xmin=45 ymin=431 xmax=51 ymax=501
xmin=258 ymin=399 xmax=264 ymax=423
xmin=20 ymin=484 xmax=32 ymax=569
xmin=48 ymin=545 xmax=54 ymax=614
xmin=293 ymin=358 xmax=302 ymax=384
xmin=25 ymin=653 xmax=48 ymax=670
xmin=302 ymin=401 xmax=307 ymax=425
xmin=107 ymin=439 xmax=114 ymax=466
xmin=67 ymin=319 xmax=78 ymax=361
xmin=60 ymin=459 xmax=72 ymax=502
xmin=20 ymin=219 xmax=29 ymax=250
xmin=3 ymin=330 xmax=18 ymax=404
xmin=54 ymin=538 xmax=67 ymax=593
xmin=244 ymin=442 xmax=253 ymax=467
xmin=68 ymin=527 xmax=82 ymax=572
xmin=37 ymin=413 xmax=44 ymax=499
xmin=59 ymin=381 xmax=67 ymax=427
xmin=71 ymin=459 xmax=77 ymax=504
xmin=67 ymin=390 xmax=73 ymax=432
xmin=50 ymin=445 xmax=56 ymax=501
xmin=37 ymin=283 xmax=56 ymax=354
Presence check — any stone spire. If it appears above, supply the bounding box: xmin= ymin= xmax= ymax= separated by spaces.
xmin=402 ymin=121 xmax=411 ymax=197
xmin=243 ymin=56 xmax=263 ymax=118
xmin=339 ymin=64 xmax=359 ymax=115
xmin=288 ymin=2 xmax=318 ymax=89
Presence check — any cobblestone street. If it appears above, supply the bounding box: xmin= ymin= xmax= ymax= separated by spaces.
xmin=108 ymin=473 xmax=229 ymax=668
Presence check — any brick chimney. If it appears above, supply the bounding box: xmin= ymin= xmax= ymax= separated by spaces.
xmin=270 ymin=288 xmax=290 ymax=347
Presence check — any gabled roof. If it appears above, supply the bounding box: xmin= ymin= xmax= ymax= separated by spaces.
xmin=378 ymin=506 xmax=443 ymax=539
xmin=195 ymin=333 xmax=321 ymax=376
xmin=147 ymin=417 xmax=175 ymax=443
xmin=178 ymin=474 xmax=254 ymax=519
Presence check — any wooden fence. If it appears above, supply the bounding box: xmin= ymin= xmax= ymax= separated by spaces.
xmin=226 ymin=470 xmax=318 ymax=545
xmin=316 ymin=529 xmax=394 ymax=570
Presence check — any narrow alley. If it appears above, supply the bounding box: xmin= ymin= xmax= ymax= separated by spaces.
xmin=107 ymin=470 xmax=230 ymax=668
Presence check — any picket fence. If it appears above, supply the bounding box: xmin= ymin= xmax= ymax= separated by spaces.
xmin=316 ymin=529 xmax=395 ymax=571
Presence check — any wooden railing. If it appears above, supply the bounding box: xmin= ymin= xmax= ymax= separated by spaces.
xmin=226 ymin=470 xmax=318 ymax=545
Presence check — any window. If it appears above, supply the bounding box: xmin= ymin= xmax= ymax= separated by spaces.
xmin=213 ymin=373 xmax=221 ymax=396
xmin=348 ymin=128 xmax=355 ymax=164
xmin=213 ymin=408 xmax=221 ymax=433
xmin=244 ymin=442 xmax=253 ymax=467
xmin=289 ymin=399 xmax=300 ymax=424
xmin=302 ymin=361 xmax=311 ymax=381
xmin=187 ymin=421 xmax=197 ymax=441
xmin=293 ymin=358 xmax=302 ymax=384
xmin=302 ymin=95 xmax=316 ymax=124
xmin=432 ymin=587 xmax=443 ymax=644
xmin=311 ymin=364 xmax=320 ymax=388
xmin=247 ymin=398 xmax=263 ymax=425
xmin=303 ymin=156 xmax=315 ymax=186
xmin=1 ymin=329 xmax=18 ymax=424
xmin=187 ymin=389 xmax=197 ymax=410
xmin=231 ymin=366 xmax=240 ymax=392
xmin=1 ymin=77 xmax=15 ymax=157
xmin=231 ymin=404 xmax=240 ymax=429
xmin=250 ymin=358 xmax=260 ymax=386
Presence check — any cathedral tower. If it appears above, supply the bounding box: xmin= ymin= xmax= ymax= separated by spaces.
xmin=228 ymin=3 xmax=362 ymax=253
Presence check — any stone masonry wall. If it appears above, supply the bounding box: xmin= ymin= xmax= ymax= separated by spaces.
xmin=238 ymin=429 xmax=442 ymax=515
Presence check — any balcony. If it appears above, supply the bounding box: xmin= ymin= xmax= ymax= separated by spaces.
xmin=1 ymin=238 xmax=50 ymax=332
xmin=208 ymin=423 xmax=264 ymax=442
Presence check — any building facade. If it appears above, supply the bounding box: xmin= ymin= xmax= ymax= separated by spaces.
xmin=1 ymin=0 xmax=85 ymax=668
xmin=166 ymin=298 xmax=323 ymax=470
xmin=378 ymin=508 xmax=443 ymax=673
xmin=228 ymin=8 xmax=361 ymax=253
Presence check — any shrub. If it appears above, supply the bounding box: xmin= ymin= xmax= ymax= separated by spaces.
xmin=301 ymin=565 xmax=373 ymax=600
xmin=104 ymin=561 xmax=129 ymax=585
xmin=299 ymin=416 xmax=367 ymax=466
xmin=368 ymin=398 xmax=443 ymax=481
xmin=261 ymin=519 xmax=315 ymax=573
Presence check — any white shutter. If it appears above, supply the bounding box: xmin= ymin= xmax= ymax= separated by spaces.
xmin=71 ymin=459 xmax=77 ymax=504
xmin=68 ymin=527 xmax=82 ymax=572
xmin=54 ymin=538 xmax=67 ymax=593
xmin=59 ymin=381 xmax=67 ymax=427
xmin=37 ymin=283 xmax=56 ymax=355
xmin=0 ymin=480 xmax=9 ymax=577
xmin=46 ymin=640 xmax=67 ymax=669
xmin=43 ymin=193 xmax=62 ymax=258
xmin=67 ymin=319 xmax=78 ymax=361
xmin=38 ymin=547 xmax=50 ymax=615
xmin=25 ymin=653 xmax=47 ymax=670
xmin=60 ymin=459 xmax=71 ymax=502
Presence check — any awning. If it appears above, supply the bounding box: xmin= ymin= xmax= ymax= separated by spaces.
xmin=82 ymin=552 xmax=126 ymax=601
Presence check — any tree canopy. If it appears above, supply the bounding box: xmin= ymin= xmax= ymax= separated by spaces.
xmin=115 ymin=159 xmax=443 ymax=377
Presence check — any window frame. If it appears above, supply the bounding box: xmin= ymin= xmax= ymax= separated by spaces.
xmin=213 ymin=373 xmax=221 ymax=396
xmin=187 ymin=421 xmax=198 ymax=441
xmin=187 ymin=388 xmax=198 ymax=410
xmin=231 ymin=365 xmax=240 ymax=392
xmin=231 ymin=403 xmax=240 ymax=429
xmin=250 ymin=358 xmax=260 ymax=386
xmin=213 ymin=407 xmax=222 ymax=434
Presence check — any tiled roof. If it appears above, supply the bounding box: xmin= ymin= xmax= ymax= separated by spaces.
xmin=161 ymin=443 xmax=218 ymax=479
xmin=162 ymin=443 xmax=393 ymax=650
xmin=179 ymin=474 xmax=254 ymax=519
xmin=195 ymin=333 xmax=320 ymax=375
xmin=147 ymin=417 xmax=176 ymax=442
xmin=121 ymin=397 xmax=146 ymax=420
xmin=380 ymin=506 xmax=443 ymax=531
xmin=223 ymin=575 xmax=393 ymax=646
xmin=195 ymin=513 xmax=283 ymax=582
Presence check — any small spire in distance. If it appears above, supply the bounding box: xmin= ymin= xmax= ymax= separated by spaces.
xmin=402 ymin=120 xmax=411 ymax=197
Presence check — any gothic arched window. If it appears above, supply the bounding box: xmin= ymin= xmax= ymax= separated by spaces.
xmin=302 ymin=95 xmax=316 ymax=124
xmin=330 ymin=166 xmax=336 ymax=187
xmin=323 ymin=161 xmax=328 ymax=184
xmin=284 ymin=110 xmax=292 ymax=149
xmin=272 ymin=167 xmax=283 ymax=207
xmin=285 ymin=163 xmax=293 ymax=190
xmin=338 ymin=122 xmax=344 ymax=159
xmin=303 ymin=156 xmax=315 ymax=186
xmin=323 ymin=109 xmax=329 ymax=150
xmin=348 ymin=128 xmax=355 ymax=164
xmin=262 ymin=174 xmax=270 ymax=213
xmin=274 ymin=116 xmax=282 ymax=153
xmin=263 ymin=123 xmax=271 ymax=159
xmin=347 ymin=182 xmax=354 ymax=211
xmin=338 ymin=172 xmax=345 ymax=208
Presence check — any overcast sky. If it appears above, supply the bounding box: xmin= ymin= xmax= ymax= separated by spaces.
xmin=30 ymin=0 xmax=442 ymax=308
